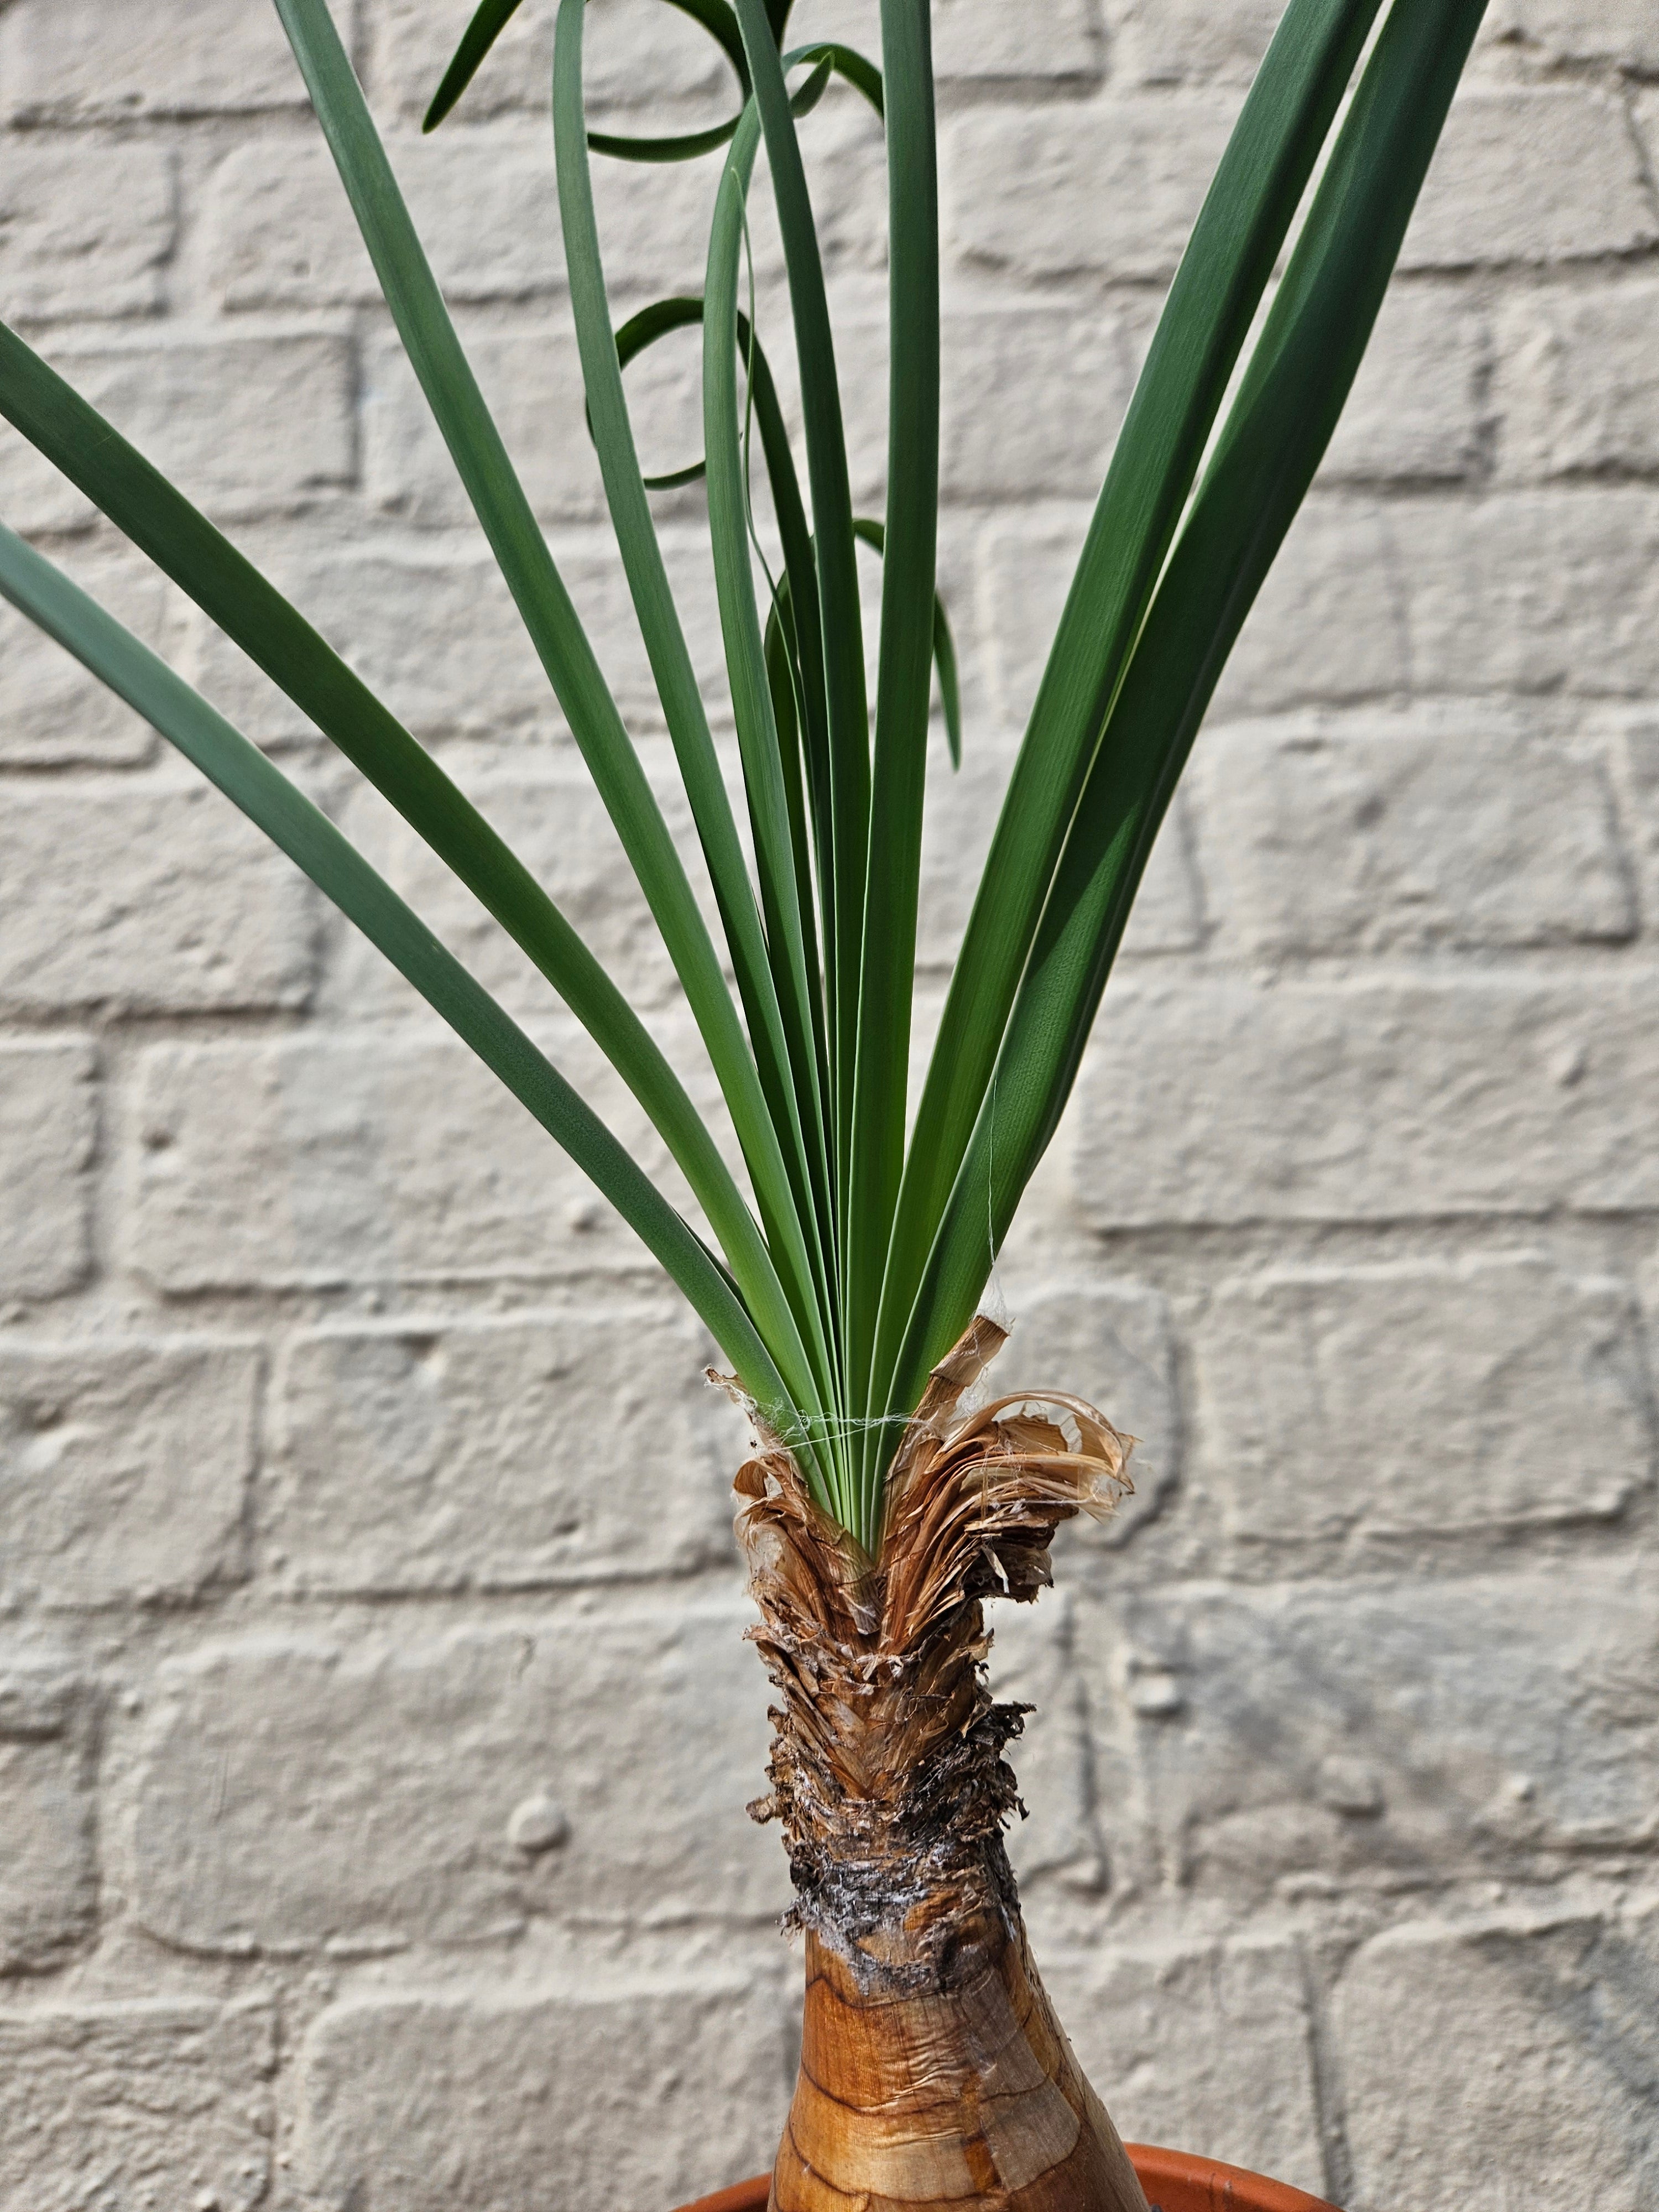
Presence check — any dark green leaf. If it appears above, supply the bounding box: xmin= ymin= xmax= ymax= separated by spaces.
xmin=554 ymin=0 xmax=839 ymax=1431
xmin=422 ymin=0 xmax=526 ymax=131
xmin=732 ymin=0 xmax=872 ymax=1262
xmin=845 ymin=0 xmax=938 ymax=1515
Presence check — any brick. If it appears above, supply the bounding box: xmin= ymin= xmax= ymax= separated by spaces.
xmin=985 ymin=1594 xmax=1107 ymax=1891
xmin=0 ymin=2002 xmax=274 ymax=2210
xmin=208 ymin=126 xmax=738 ymax=313
xmin=990 ymin=1281 xmax=1181 ymax=1554
xmin=932 ymin=0 xmax=1099 ymax=80
xmin=131 ymin=1610 xmax=786 ymax=1951
xmin=0 ymin=1657 xmax=96 ymax=1973
xmin=837 ymin=304 xmax=1141 ymax=510
xmin=1075 ymin=972 xmax=1659 ymax=1230
xmin=330 ymin=766 xmax=686 ymax=1015
xmin=0 ymin=428 xmax=96 ymax=540
xmin=0 ymin=138 xmax=173 ymax=321
xmin=1404 ymin=91 xmax=1657 ymax=270
xmin=206 ymin=143 xmax=377 ymax=312
xmin=209 ymin=134 xmax=559 ymax=311
xmin=1044 ymin=1938 xmax=1325 ymax=2195
xmin=977 ymin=510 xmax=1092 ymax=734
xmin=1105 ymin=0 xmax=1283 ymax=84
xmin=1403 ymin=490 xmax=1659 ymax=696
xmin=1188 ymin=714 xmax=1636 ymax=953
xmin=984 ymin=499 xmax=1404 ymax=735
xmin=0 ymin=546 xmax=176 ymax=770
xmin=1338 ymin=1909 xmax=1659 ymax=2210
xmin=182 ymin=536 xmax=560 ymax=743
xmin=1105 ymin=1559 xmax=1659 ymax=1900
xmin=1192 ymin=1260 xmax=1650 ymax=1557
xmin=1489 ymin=0 xmax=1659 ymax=71
xmin=361 ymin=311 xmax=707 ymax=523
xmin=799 ymin=0 xmax=1099 ymax=80
xmin=1211 ymin=500 xmax=1405 ymax=715
xmin=945 ymin=100 xmax=1239 ymax=284
xmin=0 ymin=547 xmax=170 ymax=765
xmin=268 ymin=1305 xmax=736 ymax=1593
xmin=299 ymin=1975 xmax=789 ymax=2212
xmin=940 ymin=308 xmax=1139 ymax=504
xmin=1321 ymin=284 xmax=1486 ymax=484
xmin=1624 ymin=724 xmax=1659 ymax=922
xmin=0 ymin=780 xmax=315 ymax=1016
xmin=916 ymin=741 xmax=1203 ymax=970
xmin=20 ymin=334 xmax=356 ymax=526
xmin=0 ymin=1338 xmax=258 ymax=1609
xmin=2 ymin=0 xmax=316 ymax=118
xmin=182 ymin=527 xmax=724 ymax=742
xmin=1495 ymin=280 xmax=1659 ymax=482
xmin=0 ymin=1043 xmax=96 ymax=1302
xmin=363 ymin=325 xmax=603 ymax=525
xmin=130 ymin=1016 xmax=712 ymax=1290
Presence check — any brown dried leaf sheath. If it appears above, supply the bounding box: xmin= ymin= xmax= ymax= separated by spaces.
xmin=728 ymin=1318 xmax=1151 ymax=2212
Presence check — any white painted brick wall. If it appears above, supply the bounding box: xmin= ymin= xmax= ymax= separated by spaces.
xmin=1 ymin=4 xmax=1657 ymax=2209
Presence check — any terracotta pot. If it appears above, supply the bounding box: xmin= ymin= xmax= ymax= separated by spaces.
xmin=671 ymin=2143 xmax=1340 ymax=2212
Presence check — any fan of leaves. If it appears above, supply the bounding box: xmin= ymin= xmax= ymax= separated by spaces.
xmin=0 ymin=0 xmax=1485 ymax=1549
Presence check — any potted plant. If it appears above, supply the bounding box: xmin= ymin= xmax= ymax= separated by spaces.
xmin=0 ymin=0 xmax=1493 ymax=2204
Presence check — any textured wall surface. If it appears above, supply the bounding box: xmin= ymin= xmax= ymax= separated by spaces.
xmin=2 ymin=1 xmax=1658 ymax=2207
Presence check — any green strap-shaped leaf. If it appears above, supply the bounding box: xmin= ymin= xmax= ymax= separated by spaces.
xmin=425 ymin=0 xmax=755 ymax=156
xmin=851 ymin=520 xmax=960 ymax=765
xmin=579 ymin=3 xmax=878 ymax=165
xmin=761 ymin=578 xmax=831 ymax=1104
xmin=0 ymin=520 xmax=822 ymax=1490
xmin=600 ymin=295 xmax=841 ymax=960
xmin=585 ymin=0 xmax=752 ymax=163
xmin=0 ymin=321 xmax=826 ymax=1428
xmin=554 ymin=1 xmax=836 ymax=1403
xmin=274 ymin=0 xmax=829 ymax=1387
xmin=870 ymin=0 xmax=1390 ymax=1426
xmin=789 ymin=41 xmax=883 ymax=118
xmin=845 ymin=0 xmax=939 ymax=1519
xmin=697 ymin=92 xmax=844 ymax=1439
xmin=608 ymin=298 xmax=716 ymax=489
xmin=731 ymin=0 xmax=871 ymax=1214
xmin=599 ymin=294 xmax=840 ymax=1145
xmin=422 ymin=0 xmax=526 ymax=130
xmin=884 ymin=0 xmax=1490 ymax=1425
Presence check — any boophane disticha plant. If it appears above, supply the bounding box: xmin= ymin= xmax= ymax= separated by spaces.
xmin=1 ymin=0 xmax=1494 ymax=2204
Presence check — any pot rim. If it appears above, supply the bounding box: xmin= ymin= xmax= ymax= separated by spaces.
xmin=669 ymin=2141 xmax=1342 ymax=2212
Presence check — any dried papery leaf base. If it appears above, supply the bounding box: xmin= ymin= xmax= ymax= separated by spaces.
xmin=732 ymin=1320 xmax=1148 ymax=2212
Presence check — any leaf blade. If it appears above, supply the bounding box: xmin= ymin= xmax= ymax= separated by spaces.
xmin=846 ymin=0 xmax=940 ymax=1517
xmin=423 ymin=0 xmax=525 ymax=131
xmin=696 ymin=101 xmax=842 ymax=1375
xmin=553 ymin=0 xmax=839 ymax=1427
xmin=732 ymin=0 xmax=872 ymax=1234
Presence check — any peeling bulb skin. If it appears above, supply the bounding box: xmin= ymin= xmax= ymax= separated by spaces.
xmin=734 ymin=1319 xmax=1147 ymax=2212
